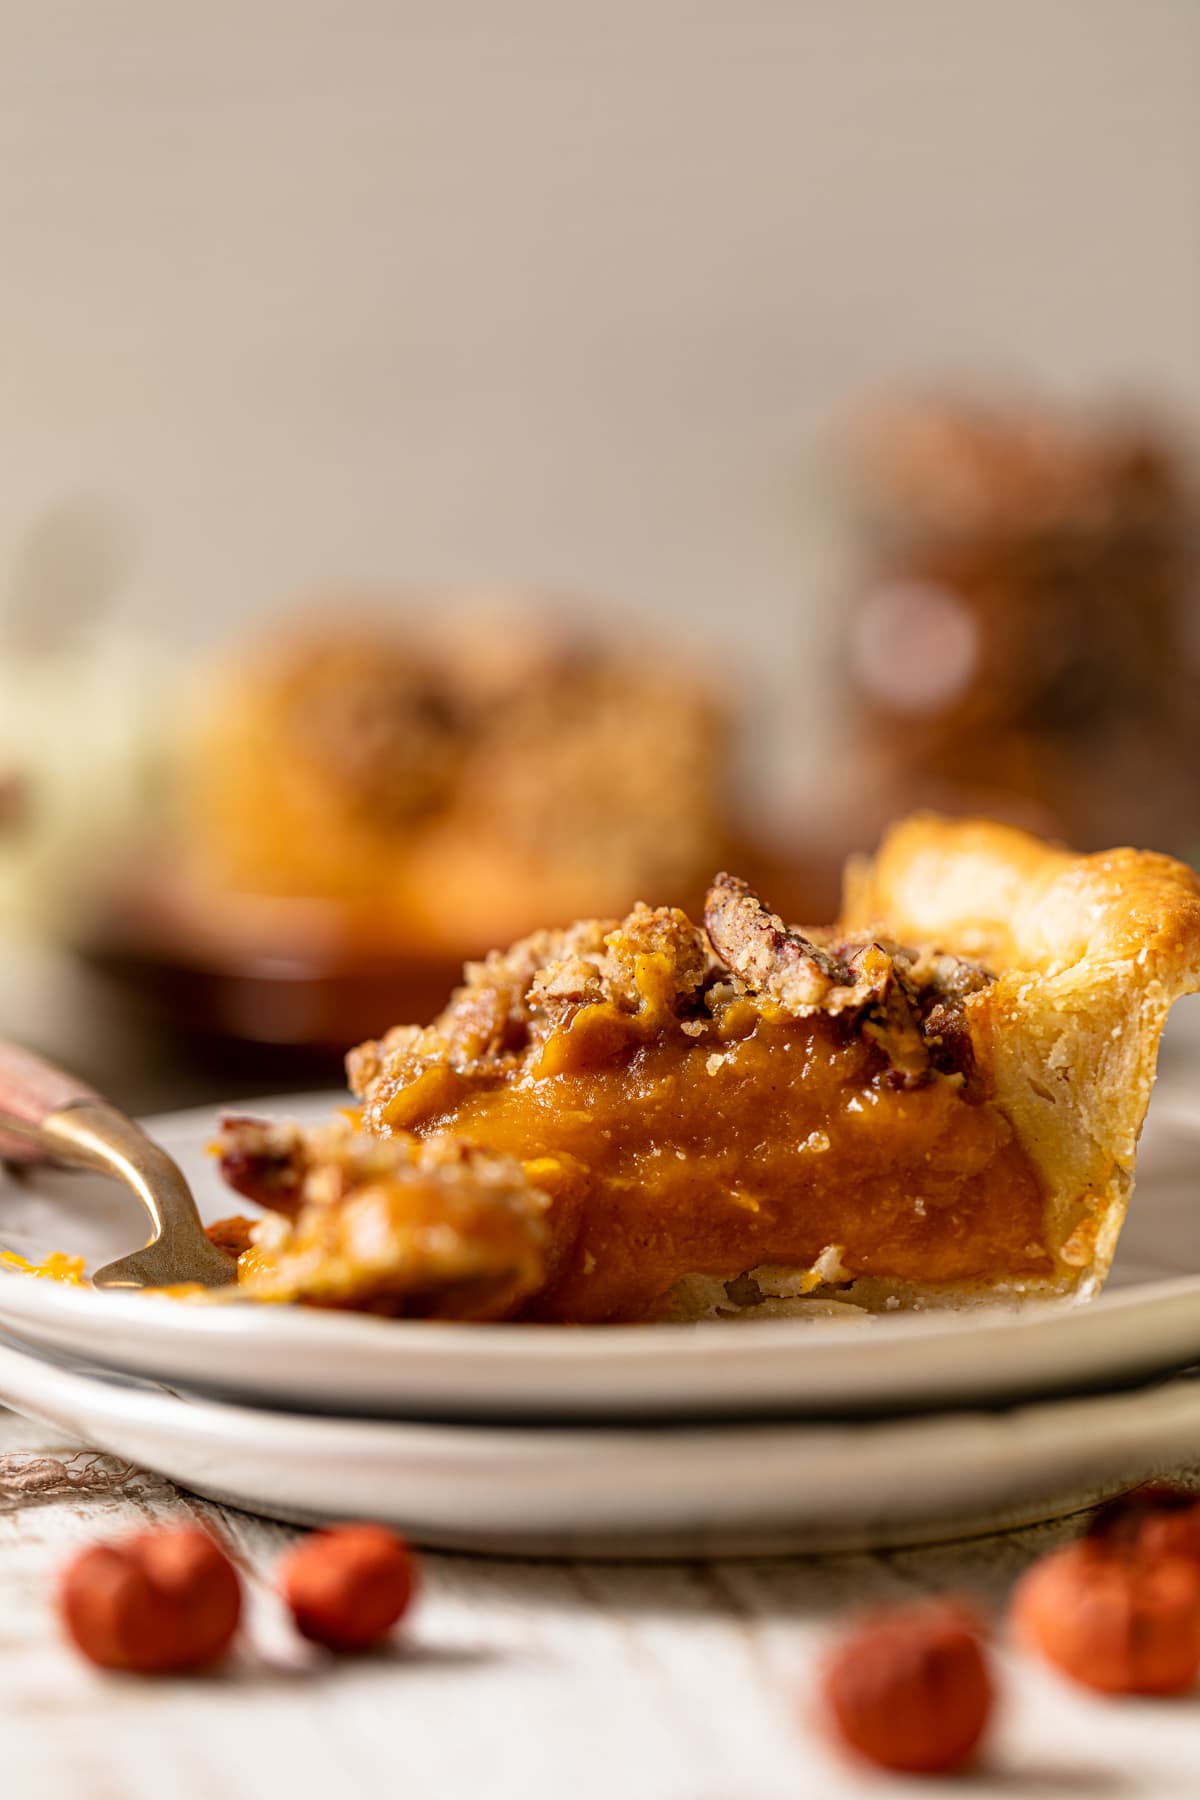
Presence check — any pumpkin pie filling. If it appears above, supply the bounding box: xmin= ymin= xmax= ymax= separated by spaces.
xmin=365 ymin=984 xmax=1049 ymax=1324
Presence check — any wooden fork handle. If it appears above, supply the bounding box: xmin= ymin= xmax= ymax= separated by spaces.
xmin=0 ymin=1042 xmax=103 ymax=1162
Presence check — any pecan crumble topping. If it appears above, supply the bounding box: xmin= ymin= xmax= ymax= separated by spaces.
xmin=349 ymin=875 xmax=994 ymax=1119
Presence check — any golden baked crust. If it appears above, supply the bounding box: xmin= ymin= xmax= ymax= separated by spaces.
xmin=842 ymin=814 xmax=1200 ymax=1296
xmin=218 ymin=815 xmax=1200 ymax=1322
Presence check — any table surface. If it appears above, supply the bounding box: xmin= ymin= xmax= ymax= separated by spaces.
xmin=4 ymin=1407 xmax=1200 ymax=1800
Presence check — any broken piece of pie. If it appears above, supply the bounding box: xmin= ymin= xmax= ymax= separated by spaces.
xmin=217 ymin=815 xmax=1200 ymax=1324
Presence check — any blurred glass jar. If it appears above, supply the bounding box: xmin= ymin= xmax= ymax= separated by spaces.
xmin=0 ymin=630 xmax=172 ymax=938
xmin=0 ymin=502 xmax=173 ymax=939
xmin=841 ymin=394 xmax=1200 ymax=857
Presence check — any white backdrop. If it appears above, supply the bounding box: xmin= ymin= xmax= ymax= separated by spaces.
xmin=0 ymin=0 xmax=1197 ymax=784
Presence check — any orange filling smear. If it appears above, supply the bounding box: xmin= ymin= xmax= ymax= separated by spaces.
xmin=380 ymin=979 xmax=1051 ymax=1323
xmin=0 ymin=1249 xmax=86 ymax=1285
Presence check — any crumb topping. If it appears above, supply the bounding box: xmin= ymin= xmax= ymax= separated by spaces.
xmin=348 ymin=875 xmax=995 ymax=1112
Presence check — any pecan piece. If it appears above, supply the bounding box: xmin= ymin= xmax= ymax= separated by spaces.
xmin=216 ymin=1116 xmax=308 ymax=1218
xmin=702 ymin=875 xmax=999 ymax=1086
xmin=703 ymin=873 xmax=888 ymax=1015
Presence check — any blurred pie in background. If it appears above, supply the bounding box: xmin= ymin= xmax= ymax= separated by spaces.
xmin=841 ymin=392 xmax=1200 ymax=860
xmin=176 ymin=601 xmax=739 ymax=956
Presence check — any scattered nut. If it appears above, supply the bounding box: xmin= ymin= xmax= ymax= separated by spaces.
xmin=821 ymin=1600 xmax=993 ymax=1774
xmin=59 ymin=1526 xmax=242 ymax=1675
xmin=1088 ymin=1483 xmax=1200 ymax=1565
xmin=1012 ymin=1540 xmax=1200 ymax=1696
xmin=1137 ymin=1510 xmax=1200 ymax=1568
xmin=280 ymin=1524 xmax=417 ymax=1653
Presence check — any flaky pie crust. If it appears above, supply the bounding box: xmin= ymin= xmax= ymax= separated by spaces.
xmin=842 ymin=815 xmax=1200 ymax=1298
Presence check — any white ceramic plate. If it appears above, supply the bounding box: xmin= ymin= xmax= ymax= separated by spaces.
xmin=2 ymin=1332 xmax=1199 ymax=1556
xmin=1 ymin=1075 xmax=1200 ymax=1423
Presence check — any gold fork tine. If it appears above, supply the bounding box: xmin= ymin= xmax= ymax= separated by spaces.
xmin=0 ymin=1043 xmax=234 ymax=1289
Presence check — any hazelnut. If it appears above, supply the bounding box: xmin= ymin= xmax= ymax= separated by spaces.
xmin=59 ymin=1526 xmax=241 ymax=1674
xmin=280 ymin=1523 xmax=417 ymax=1653
xmin=1138 ymin=1511 xmax=1200 ymax=1567
xmin=821 ymin=1600 xmax=993 ymax=1774
xmin=1012 ymin=1541 xmax=1200 ymax=1695
xmin=1089 ymin=1483 xmax=1200 ymax=1565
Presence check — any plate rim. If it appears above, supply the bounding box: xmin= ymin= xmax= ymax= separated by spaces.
xmin=4 ymin=1334 xmax=1200 ymax=1554
xmin=1 ymin=1088 xmax=1199 ymax=1420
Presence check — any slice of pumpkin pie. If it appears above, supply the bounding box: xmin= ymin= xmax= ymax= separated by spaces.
xmin=218 ymin=815 xmax=1200 ymax=1323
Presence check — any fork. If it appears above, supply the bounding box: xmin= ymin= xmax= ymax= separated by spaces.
xmin=0 ymin=1042 xmax=234 ymax=1288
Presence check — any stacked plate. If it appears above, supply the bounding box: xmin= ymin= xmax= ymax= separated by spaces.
xmin=3 ymin=1033 xmax=1200 ymax=1557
